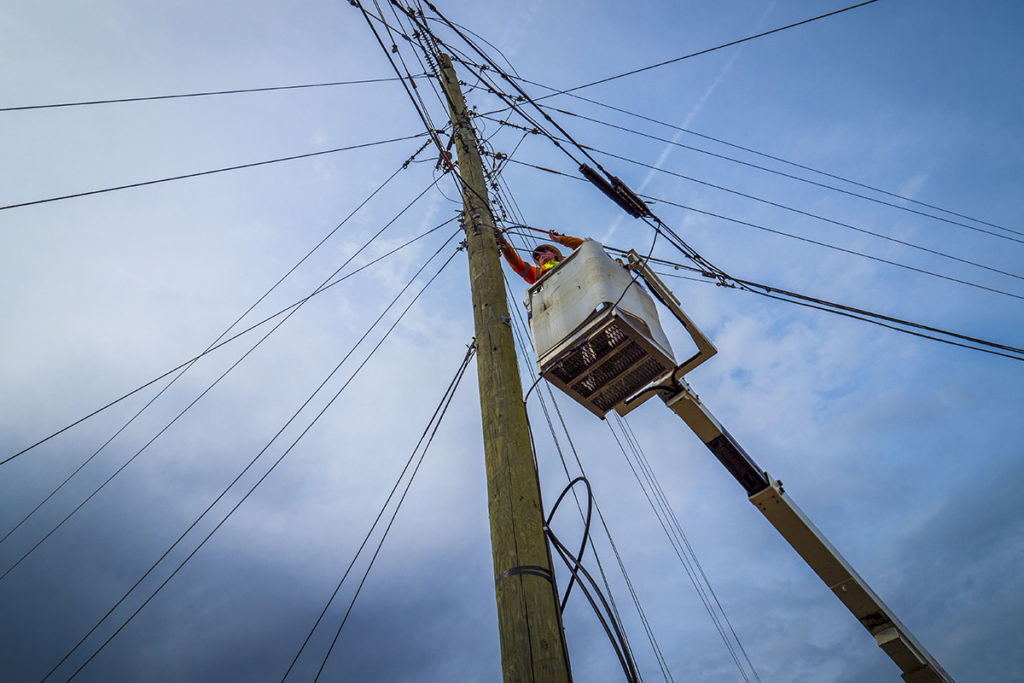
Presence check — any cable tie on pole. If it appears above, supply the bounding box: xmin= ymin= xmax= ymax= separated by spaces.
xmin=495 ymin=565 xmax=554 ymax=586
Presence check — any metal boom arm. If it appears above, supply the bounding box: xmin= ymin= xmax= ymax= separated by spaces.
xmin=618 ymin=254 xmax=951 ymax=681
xmin=657 ymin=368 xmax=952 ymax=682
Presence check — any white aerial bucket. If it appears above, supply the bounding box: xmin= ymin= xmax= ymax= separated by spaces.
xmin=525 ymin=239 xmax=675 ymax=417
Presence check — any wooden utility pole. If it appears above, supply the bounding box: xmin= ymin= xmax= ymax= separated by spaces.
xmin=436 ymin=53 xmax=572 ymax=682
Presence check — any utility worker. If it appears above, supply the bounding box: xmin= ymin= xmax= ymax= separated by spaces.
xmin=497 ymin=229 xmax=584 ymax=284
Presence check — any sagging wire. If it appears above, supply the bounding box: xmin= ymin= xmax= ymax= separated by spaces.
xmin=2 ymin=211 xmax=457 ymax=472
xmin=480 ymin=111 xmax=1024 ymax=282
xmin=0 ymin=139 xmax=435 ymax=553
xmin=534 ymin=101 xmax=1024 ymax=246
xmin=0 ymin=133 xmax=428 ymax=213
xmin=2 ymin=179 xmax=452 ymax=588
xmin=615 ymin=416 xmax=761 ymax=681
xmin=48 ymin=233 xmax=465 ymax=682
xmin=546 ymin=478 xmax=640 ymax=683
xmin=285 ymin=340 xmax=478 ymax=682
xmin=606 ymin=418 xmax=758 ymax=683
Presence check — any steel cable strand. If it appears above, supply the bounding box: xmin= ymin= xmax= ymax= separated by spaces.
xmin=1 ymin=179 xmax=446 ymax=587
xmin=0 ymin=133 xmax=427 ymax=212
xmin=55 ymin=242 xmax=462 ymax=682
xmin=309 ymin=341 xmax=475 ymax=682
xmin=534 ymin=102 xmax=1024 ymax=244
xmin=617 ymin=417 xmax=761 ymax=682
xmin=587 ymin=143 xmax=1024 ymax=271
xmin=532 ymin=85 xmax=1024 ymax=239
xmin=605 ymin=420 xmax=751 ymax=682
xmin=282 ymin=340 xmax=475 ymax=680
xmin=484 ymin=109 xmax=1024 ymax=272
xmin=0 ymin=76 xmax=425 ymax=112
xmin=1 ymin=214 xmax=455 ymax=468
xmin=0 ymin=142 xmax=430 ymax=544
xmin=40 ymin=228 xmax=460 ymax=679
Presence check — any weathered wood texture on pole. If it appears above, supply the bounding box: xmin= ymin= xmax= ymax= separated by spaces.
xmin=436 ymin=53 xmax=572 ymax=683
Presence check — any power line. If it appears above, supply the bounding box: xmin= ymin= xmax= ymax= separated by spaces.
xmin=612 ymin=416 xmax=761 ymax=682
xmin=588 ymin=142 xmax=1024 ymax=277
xmin=1 ymin=185 xmax=448 ymax=585
xmin=0 ymin=76 xmax=423 ymax=112
xmin=306 ymin=341 xmax=475 ymax=682
xmin=0 ymin=132 xmax=427 ymax=212
xmin=0 ymin=216 xmax=453 ymax=469
xmin=546 ymin=90 xmax=1024 ymax=240
xmin=477 ymin=113 xmax=1024 ymax=280
xmin=532 ymin=103 xmax=1024 ymax=248
xmin=548 ymin=0 xmax=882 ymax=94
xmin=468 ymin=50 xmax=1019 ymax=241
xmin=0 ymin=143 xmax=431 ymax=547
xmin=48 ymin=237 xmax=463 ymax=682
xmin=638 ymin=192 xmax=1024 ymax=303
xmin=282 ymin=340 xmax=475 ymax=680
xmin=609 ymin=249 xmax=1024 ymax=362
xmin=495 ymin=154 xmax=1024 ymax=303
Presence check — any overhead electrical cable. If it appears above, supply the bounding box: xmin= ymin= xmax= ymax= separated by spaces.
xmin=612 ymin=416 xmax=762 ymax=682
xmin=307 ymin=341 xmax=475 ymax=682
xmin=385 ymin=1 xmax=600 ymax=172
xmin=533 ymin=0 xmax=882 ymax=95
xmin=530 ymin=103 xmax=1024 ymax=249
xmin=0 ymin=141 xmax=431 ymax=545
xmin=587 ymin=142 xmax=1024 ymax=263
xmin=1 ymin=215 xmax=454 ymax=468
xmin=353 ymin=0 xmax=450 ymax=168
xmin=0 ymin=180 xmax=447 ymax=582
xmin=0 ymin=76 xmax=424 ymax=112
xmin=637 ymin=192 xmax=1024 ymax=303
xmin=467 ymin=41 xmax=1019 ymax=241
xmin=494 ymin=154 xmax=1024 ymax=303
xmin=538 ymin=88 xmax=1024 ymax=239
xmin=605 ymin=420 xmax=750 ymax=681
xmin=0 ymin=133 xmax=428 ymax=212
xmin=282 ymin=341 xmax=476 ymax=680
xmin=477 ymin=114 xmax=1024 ymax=279
xmin=47 ymin=236 xmax=463 ymax=682
xmin=603 ymin=249 xmax=1024 ymax=362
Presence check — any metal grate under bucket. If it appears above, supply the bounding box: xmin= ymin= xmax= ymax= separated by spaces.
xmin=539 ymin=310 xmax=675 ymax=417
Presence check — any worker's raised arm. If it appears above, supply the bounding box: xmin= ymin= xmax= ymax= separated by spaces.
xmin=497 ymin=231 xmax=532 ymax=280
xmin=549 ymin=230 xmax=584 ymax=251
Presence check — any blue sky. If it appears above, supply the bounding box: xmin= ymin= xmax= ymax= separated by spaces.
xmin=1 ymin=1 xmax=1022 ymax=681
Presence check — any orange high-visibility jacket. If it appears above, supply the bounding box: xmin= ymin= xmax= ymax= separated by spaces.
xmin=499 ymin=233 xmax=584 ymax=284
